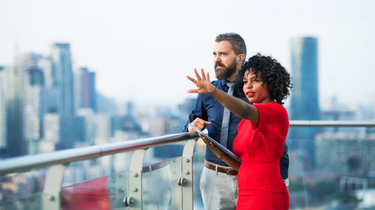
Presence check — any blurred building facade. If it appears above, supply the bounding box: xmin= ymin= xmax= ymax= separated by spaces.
xmin=0 ymin=67 xmax=7 ymax=157
xmin=20 ymin=53 xmax=45 ymax=155
xmin=288 ymin=37 xmax=320 ymax=169
xmin=315 ymin=133 xmax=375 ymax=174
xmin=51 ymin=43 xmax=75 ymax=117
xmin=76 ymin=67 xmax=97 ymax=113
xmin=4 ymin=64 xmax=25 ymax=158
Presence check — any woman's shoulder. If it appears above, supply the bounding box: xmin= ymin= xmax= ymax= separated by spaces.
xmin=253 ymin=102 xmax=288 ymax=119
xmin=253 ymin=102 xmax=285 ymax=111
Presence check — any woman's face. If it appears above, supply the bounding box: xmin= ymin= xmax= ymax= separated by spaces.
xmin=242 ymin=69 xmax=272 ymax=104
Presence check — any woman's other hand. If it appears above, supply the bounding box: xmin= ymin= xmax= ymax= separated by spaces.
xmin=200 ymin=135 xmax=225 ymax=160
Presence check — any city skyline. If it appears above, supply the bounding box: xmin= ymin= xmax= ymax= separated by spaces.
xmin=1 ymin=0 xmax=375 ymax=108
xmin=0 ymin=45 xmax=193 ymax=158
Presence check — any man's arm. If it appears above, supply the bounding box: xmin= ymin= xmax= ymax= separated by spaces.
xmin=279 ymin=143 xmax=289 ymax=180
xmin=183 ymin=94 xmax=209 ymax=132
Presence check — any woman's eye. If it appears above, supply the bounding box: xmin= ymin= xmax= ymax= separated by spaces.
xmin=243 ymin=81 xmax=247 ymax=83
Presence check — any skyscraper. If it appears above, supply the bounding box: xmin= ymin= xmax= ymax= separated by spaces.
xmin=0 ymin=67 xmax=6 ymax=158
xmin=289 ymin=37 xmax=320 ymax=169
xmin=19 ymin=53 xmax=45 ymax=155
xmin=76 ymin=67 xmax=97 ymax=112
xmin=51 ymin=43 xmax=75 ymax=117
xmin=38 ymin=56 xmax=58 ymax=114
xmin=4 ymin=64 xmax=25 ymax=158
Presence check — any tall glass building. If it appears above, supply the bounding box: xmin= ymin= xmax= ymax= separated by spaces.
xmin=4 ymin=65 xmax=26 ymax=158
xmin=0 ymin=67 xmax=6 ymax=157
xmin=51 ymin=43 xmax=75 ymax=117
xmin=289 ymin=37 xmax=320 ymax=169
xmin=20 ymin=53 xmax=45 ymax=155
xmin=77 ymin=67 xmax=97 ymax=112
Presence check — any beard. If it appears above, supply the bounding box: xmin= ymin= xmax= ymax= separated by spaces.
xmin=214 ymin=59 xmax=237 ymax=80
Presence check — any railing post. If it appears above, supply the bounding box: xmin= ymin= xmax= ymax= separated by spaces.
xmin=42 ymin=163 xmax=67 ymax=210
xmin=171 ymin=156 xmax=182 ymax=210
xmin=125 ymin=149 xmax=147 ymax=209
xmin=181 ymin=139 xmax=196 ymax=210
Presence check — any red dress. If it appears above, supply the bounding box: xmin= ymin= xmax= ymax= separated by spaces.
xmin=233 ymin=102 xmax=289 ymax=209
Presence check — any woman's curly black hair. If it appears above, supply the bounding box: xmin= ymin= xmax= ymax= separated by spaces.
xmin=235 ymin=53 xmax=293 ymax=105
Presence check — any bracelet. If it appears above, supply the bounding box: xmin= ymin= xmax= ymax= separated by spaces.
xmin=283 ymin=178 xmax=290 ymax=187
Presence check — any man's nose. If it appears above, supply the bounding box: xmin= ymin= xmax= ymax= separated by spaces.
xmin=214 ymin=55 xmax=221 ymax=63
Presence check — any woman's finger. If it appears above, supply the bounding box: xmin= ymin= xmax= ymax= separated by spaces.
xmin=201 ymin=68 xmax=206 ymax=80
xmin=186 ymin=75 xmax=197 ymax=83
xmin=194 ymin=68 xmax=202 ymax=81
xmin=187 ymin=89 xmax=198 ymax=94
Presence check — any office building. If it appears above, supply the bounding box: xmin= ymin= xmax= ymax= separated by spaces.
xmin=76 ymin=67 xmax=97 ymax=112
xmin=51 ymin=43 xmax=75 ymax=117
xmin=0 ymin=67 xmax=6 ymax=158
xmin=288 ymin=37 xmax=320 ymax=169
xmin=4 ymin=64 xmax=25 ymax=158
xmin=38 ymin=56 xmax=58 ymax=114
xmin=18 ymin=53 xmax=45 ymax=155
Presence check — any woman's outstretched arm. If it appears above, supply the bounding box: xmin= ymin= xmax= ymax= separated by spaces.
xmin=187 ymin=68 xmax=259 ymax=124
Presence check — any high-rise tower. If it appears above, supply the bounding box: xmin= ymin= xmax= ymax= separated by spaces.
xmin=289 ymin=37 xmax=320 ymax=169
xmin=4 ymin=64 xmax=25 ymax=158
xmin=77 ymin=67 xmax=97 ymax=112
xmin=0 ymin=67 xmax=7 ymax=158
xmin=19 ymin=53 xmax=45 ymax=155
xmin=51 ymin=43 xmax=75 ymax=117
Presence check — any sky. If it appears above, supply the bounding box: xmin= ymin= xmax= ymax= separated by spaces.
xmin=1 ymin=0 xmax=375 ymax=109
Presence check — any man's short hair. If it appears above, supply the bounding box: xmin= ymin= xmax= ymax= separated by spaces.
xmin=215 ymin=33 xmax=247 ymax=58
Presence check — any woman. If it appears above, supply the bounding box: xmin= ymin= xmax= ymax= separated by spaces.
xmin=187 ymin=53 xmax=292 ymax=209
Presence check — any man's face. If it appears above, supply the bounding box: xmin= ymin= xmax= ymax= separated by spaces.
xmin=213 ymin=40 xmax=238 ymax=80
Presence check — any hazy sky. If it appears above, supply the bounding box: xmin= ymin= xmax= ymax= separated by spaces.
xmin=1 ymin=0 xmax=375 ymax=109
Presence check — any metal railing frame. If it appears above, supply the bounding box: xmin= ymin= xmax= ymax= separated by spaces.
xmin=289 ymin=120 xmax=375 ymax=127
xmin=0 ymin=120 xmax=375 ymax=210
xmin=0 ymin=132 xmax=199 ymax=210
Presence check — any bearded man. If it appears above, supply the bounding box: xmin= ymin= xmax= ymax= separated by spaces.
xmin=183 ymin=32 xmax=289 ymax=210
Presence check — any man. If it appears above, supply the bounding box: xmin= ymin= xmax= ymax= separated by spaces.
xmin=183 ymin=33 xmax=289 ymax=209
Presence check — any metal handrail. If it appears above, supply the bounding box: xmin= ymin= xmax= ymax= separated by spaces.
xmin=0 ymin=132 xmax=199 ymax=176
xmin=1 ymin=120 xmax=374 ymax=176
xmin=289 ymin=120 xmax=375 ymax=127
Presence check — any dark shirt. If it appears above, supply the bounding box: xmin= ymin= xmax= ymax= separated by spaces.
xmin=183 ymin=79 xmax=289 ymax=179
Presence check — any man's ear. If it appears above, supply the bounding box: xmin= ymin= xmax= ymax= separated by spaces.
xmin=237 ymin=54 xmax=245 ymax=65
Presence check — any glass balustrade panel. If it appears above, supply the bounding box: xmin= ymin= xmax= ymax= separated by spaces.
xmin=60 ymin=155 xmax=183 ymax=210
xmin=142 ymin=157 xmax=182 ymax=210
xmin=0 ymin=168 xmax=49 ymax=209
xmin=192 ymin=150 xmax=205 ymax=210
xmin=62 ymin=151 xmax=134 ymax=187
xmin=0 ymin=192 xmax=42 ymax=210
